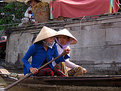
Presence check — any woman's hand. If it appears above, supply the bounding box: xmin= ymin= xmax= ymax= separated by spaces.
xmin=30 ymin=67 xmax=38 ymax=74
xmin=63 ymin=48 xmax=70 ymax=54
xmin=83 ymin=68 xmax=87 ymax=73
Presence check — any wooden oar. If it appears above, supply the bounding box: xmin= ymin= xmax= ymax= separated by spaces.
xmin=2 ymin=52 xmax=65 ymax=91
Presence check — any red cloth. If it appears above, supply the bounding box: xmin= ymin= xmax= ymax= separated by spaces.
xmin=37 ymin=67 xmax=66 ymax=77
xmin=36 ymin=58 xmax=66 ymax=77
xmin=49 ymin=0 xmax=119 ymax=19
xmin=112 ymin=0 xmax=119 ymax=13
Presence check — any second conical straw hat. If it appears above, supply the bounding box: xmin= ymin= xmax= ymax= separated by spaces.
xmin=57 ymin=29 xmax=77 ymax=44
xmin=25 ymin=0 xmax=31 ymax=5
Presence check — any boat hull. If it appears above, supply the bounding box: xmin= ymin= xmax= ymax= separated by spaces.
xmin=1 ymin=74 xmax=121 ymax=87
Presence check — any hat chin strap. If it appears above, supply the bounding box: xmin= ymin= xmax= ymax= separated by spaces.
xmin=43 ymin=41 xmax=55 ymax=49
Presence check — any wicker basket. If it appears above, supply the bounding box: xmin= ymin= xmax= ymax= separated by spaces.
xmin=32 ymin=2 xmax=49 ymax=23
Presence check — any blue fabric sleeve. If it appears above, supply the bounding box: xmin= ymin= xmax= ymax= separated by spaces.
xmin=22 ymin=44 xmax=36 ymax=74
xmin=64 ymin=54 xmax=70 ymax=59
xmin=53 ymin=45 xmax=65 ymax=64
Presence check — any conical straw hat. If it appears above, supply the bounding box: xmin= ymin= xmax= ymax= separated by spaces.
xmin=57 ymin=29 xmax=77 ymax=44
xmin=25 ymin=0 xmax=41 ymax=5
xmin=25 ymin=0 xmax=31 ymax=5
xmin=17 ymin=0 xmax=25 ymax=2
xmin=33 ymin=26 xmax=58 ymax=43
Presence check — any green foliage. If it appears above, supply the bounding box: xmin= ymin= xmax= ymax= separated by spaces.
xmin=118 ymin=6 xmax=121 ymax=12
xmin=0 ymin=1 xmax=28 ymax=31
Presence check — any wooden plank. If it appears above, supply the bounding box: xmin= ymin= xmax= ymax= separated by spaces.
xmin=2 ymin=75 xmax=121 ymax=87
xmin=0 ymin=68 xmax=10 ymax=75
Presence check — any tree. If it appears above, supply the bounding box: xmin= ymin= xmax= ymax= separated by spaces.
xmin=0 ymin=1 xmax=28 ymax=31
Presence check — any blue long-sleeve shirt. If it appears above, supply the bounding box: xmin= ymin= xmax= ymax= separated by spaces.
xmin=22 ymin=43 xmax=69 ymax=75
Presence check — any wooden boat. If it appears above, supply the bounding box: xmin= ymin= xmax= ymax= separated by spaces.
xmin=1 ymin=74 xmax=121 ymax=87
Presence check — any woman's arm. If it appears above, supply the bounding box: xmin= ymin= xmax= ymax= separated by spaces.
xmin=65 ymin=59 xmax=79 ymax=68
xmin=65 ymin=59 xmax=87 ymax=73
xmin=22 ymin=44 xmax=36 ymax=73
xmin=53 ymin=45 xmax=70 ymax=64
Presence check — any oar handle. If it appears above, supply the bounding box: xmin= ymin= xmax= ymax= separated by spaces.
xmin=4 ymin=52 xmax=66 ymax=90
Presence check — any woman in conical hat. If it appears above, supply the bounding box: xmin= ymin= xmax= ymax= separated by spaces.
xmin=22 ymin=26 xmax=70 ymax=76
xmin=25 ymin=0 xmax=49 ymax=23
xmin=53 ymin=29 xmax=87 ymax=77
xmin=25 ymin=0 xmax=41 ymax=6
xmin=21 ymin=0 xmax=41 ymax=26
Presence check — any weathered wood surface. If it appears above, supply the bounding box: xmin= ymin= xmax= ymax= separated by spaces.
xmin=0 ymin=69 xmax=10 ymax=75
xmin=1 ymin=74 xmax=121 ymax=87
xmin=23 ymin=76 xmax=121 ymax=87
